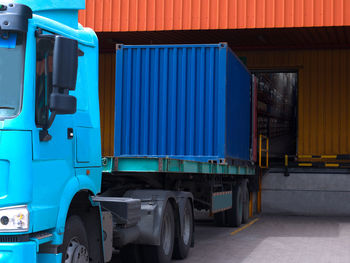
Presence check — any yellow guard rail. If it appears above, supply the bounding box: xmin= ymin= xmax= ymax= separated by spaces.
xmin=259 ymin=134 xmax=269 ymax=169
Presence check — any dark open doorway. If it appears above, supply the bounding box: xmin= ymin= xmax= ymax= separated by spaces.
xmin=253 ymin=71 xmax=298 ymax=161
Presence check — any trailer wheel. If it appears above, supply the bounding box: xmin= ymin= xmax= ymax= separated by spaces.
xmin=143 ymin=202 xmax=175 ymax=263
xmin=225 ymin=184 xmax=243 ymax=227
xmin=213 ymin=211 xmax=226 ymax=227
xmin=61 ymin=215 xmax=89 ymax=263
xmin=173 ymin=199 xmax=193 ymax=259
xmin=120 ymin=244 xmax=143 ymax=263
xmin=242 ymin=185 xmax=250 ymax=224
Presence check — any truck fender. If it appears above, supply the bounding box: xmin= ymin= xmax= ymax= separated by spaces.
xmin=124 ymin=190 xmax=181 ymax=246
xmin=76 ymin=174 xmax=100 ymax=196
xmin=53 ymin=176 xmax=97 ymax=245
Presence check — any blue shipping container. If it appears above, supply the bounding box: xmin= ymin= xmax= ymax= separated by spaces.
xmin=114 ymin=43 xmax=252 ymax=162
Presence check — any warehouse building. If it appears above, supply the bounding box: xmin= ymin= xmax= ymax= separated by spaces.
xmin=79 ymin=0 xmax=350 ymax=215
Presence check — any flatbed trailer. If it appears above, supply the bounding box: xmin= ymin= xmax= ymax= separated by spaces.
xmin=102 ymin=157 xmax=257 ymax=212
xmin=100 ymin=156 xmax=259 ymax=234
xmin=94 ymin=157 xmax=260 ymax=262
xmin=102 ymin=157 xmax=256 ymax=175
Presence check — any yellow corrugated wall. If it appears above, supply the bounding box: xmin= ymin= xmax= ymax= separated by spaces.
xmin=99 ymin=53 xmax=116 ymax=156
xmin=237 ymin=49 xmax=350 ymax=156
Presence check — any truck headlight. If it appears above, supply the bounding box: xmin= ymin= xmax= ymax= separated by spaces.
xmin=0 ymin=206 xmax=29 ymax=232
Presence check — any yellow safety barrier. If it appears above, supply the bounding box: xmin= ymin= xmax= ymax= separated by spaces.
xmin=285 ymin=155 xmax=289 ymax=167
xmin=249 ymin=192 xmax=253 ymax=217
xmin=325 ymin=163 xmax=340 ymax=168
xmin=259 ymin=134 xmax=269 ymax=169
xmin=321 ymin=155 xmax=337 ymax=159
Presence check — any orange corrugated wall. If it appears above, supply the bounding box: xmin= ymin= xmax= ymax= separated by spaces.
xmin=237 ymin=49 xmax=350 ymax=156
xmin=79 ymin=0 xmax=350 ymax=32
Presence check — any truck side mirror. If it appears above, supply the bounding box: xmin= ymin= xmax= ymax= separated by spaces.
xmin=49 ymin=35 xmax=78 ymax=115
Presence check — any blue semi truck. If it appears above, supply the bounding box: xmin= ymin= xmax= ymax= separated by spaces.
xmin=0 ymin=1 xmax=260 ymax=262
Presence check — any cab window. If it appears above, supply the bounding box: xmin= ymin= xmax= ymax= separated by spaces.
xmin=35 ymin=37 xmax=54 ymax=128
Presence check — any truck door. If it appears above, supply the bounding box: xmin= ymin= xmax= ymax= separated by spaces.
xmin=31 ymin=35 xmax=76 ymax=231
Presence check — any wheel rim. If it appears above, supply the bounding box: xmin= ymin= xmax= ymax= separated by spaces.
xmin=64 ymin=238 xmax=89 ymax=263
xmin=161 ymin=211 xmax=172 ymax=255
xmin=183 ymin=206 xmax=192 ymax=245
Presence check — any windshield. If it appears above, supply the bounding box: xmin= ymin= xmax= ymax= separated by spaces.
xmin=0 ymin=32 xmax=25 ymax=119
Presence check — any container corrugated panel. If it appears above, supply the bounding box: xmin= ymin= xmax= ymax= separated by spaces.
xmin=237 ymin=49 xmax=350 ymax=156
xmin=114 ymin=43 xmax=252 ymax=162
xmin=79 ymin=0 xmax=350 ymax=32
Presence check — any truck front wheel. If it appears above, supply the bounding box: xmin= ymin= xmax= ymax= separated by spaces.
xmin=61 ymin=215 xmax=89 ymax=263
xmin=143 ymin=202 xmax=175 ymax=263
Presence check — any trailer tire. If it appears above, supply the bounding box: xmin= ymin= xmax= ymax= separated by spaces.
xmin=225 ymin=184 xmax=243 ymax=227
xmin=173 ymin=199 xmax=193 ymax=259
xmin=143 ymin=202 xmax=175 ymax=263
xmin=61 ymin=215 xmax=89 ymax=263
xmin=120 ymin=244 xmax=143 ymax=263
xmin=213 ymin=212 xmax=226 ymax=227
xmin=242 ymin=186 xmax=250 ymax=224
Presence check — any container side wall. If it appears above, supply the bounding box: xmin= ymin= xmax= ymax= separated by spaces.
xmin=226 ymin=49 xmax=252 ymax=161
xmin=237 ymin=49 xmax=350 ymax=156
xmin=114 ymin=44 xmax=228 ymax=161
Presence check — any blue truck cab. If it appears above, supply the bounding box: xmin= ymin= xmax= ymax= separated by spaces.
xmin=0 ymin=1 xmax=103 ymax=262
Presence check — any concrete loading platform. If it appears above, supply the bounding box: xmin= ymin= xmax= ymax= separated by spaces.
xmin=262 ymin=170 xmax=350 ymax=216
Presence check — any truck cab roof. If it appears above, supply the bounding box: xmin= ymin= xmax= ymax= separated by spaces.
xmin=9 ymin=0 xmax=85 ymax=28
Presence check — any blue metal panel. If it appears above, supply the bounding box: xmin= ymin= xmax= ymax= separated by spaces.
xmin=0 ymin=131 xmax=32 ymax=210
xmin=226 ymin=50 xmax=252 ymax=161
xmin=115 ymin=43 xmax=252 ymax=162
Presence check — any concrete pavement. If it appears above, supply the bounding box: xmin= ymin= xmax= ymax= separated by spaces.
xmin=112 ymin=215 xmax=350 ymax=262
xmin=179 ymin=215 xmax=350 ymax=263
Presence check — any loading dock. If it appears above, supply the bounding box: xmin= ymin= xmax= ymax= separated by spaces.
xmin=253 ymin=71 xmax=298 ymax=159
xmin=78 ymin=1 xmax=350 ymax=261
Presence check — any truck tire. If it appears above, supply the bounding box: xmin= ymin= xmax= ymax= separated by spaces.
xmin=225 ymin=184 xmax=243 ymax=227
xmin=242 ymin=185 xmax=250 ymax=224
xmin=173 ymin=199 xmax=193 ymax=259
xmin=61 ymin=215 xmax=89 ymax=263
xmin=142 ymin=202 xmax=175 ymax=263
